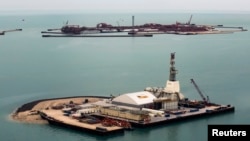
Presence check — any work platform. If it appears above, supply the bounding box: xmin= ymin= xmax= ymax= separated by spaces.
xmin=35 ymin=52 xmax=235 ymax=135
xmin=38 ymin=101 xmax=234 ymax=136
xmin=92 ymin=104 xmax=235 ymax=127
xmin=39 ymin=109 xmax=125 ymax=135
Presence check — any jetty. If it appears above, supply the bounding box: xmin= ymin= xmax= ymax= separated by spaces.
xmin=41 ymin=34 xmax=153 ymax=38
xmin=0 ymin=29 xmax=22 ymax=35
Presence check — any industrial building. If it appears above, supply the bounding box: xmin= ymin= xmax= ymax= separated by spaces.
xmin=111 ymin=91 xmax=156 ymax=108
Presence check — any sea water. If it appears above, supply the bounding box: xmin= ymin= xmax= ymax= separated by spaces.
xmin=0 ymin=12 xmax=250 ymax=141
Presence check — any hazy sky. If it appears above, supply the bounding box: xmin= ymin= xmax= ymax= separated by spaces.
xmin=1 ymin=0 xmax=250 ymax=13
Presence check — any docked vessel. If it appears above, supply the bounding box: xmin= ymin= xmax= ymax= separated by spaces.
xmin=38 ymin=52 xmax=235 ymax=135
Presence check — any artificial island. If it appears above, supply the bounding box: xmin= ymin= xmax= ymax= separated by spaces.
xmin=11 ymin=52 xmax=235 ymax=135
xmin=41 ymin=15 xmax=247 ymax=37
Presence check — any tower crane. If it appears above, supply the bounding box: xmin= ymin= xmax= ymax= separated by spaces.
xmin=190 ymin=78 xmax=210 ymax=104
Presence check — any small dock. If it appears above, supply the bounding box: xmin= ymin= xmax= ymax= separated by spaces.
xmin=92 ymin=104 xmax=235 ymax=128
xmin=0 ymin=29 xmax=22 ymax=35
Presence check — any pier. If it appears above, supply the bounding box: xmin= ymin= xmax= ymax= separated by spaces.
xmin=0 ymin=29 xmax=22 ymax=35
xmin=42 ymin=34 xmax=153 ymax=38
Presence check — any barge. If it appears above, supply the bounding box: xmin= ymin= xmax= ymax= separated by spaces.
xmin=38 ymin=52 xmax=235 ymax=135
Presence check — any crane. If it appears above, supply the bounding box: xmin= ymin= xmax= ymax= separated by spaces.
xmin=190 ymin=78 xmax=210 ymax=104
xmin=187 ymin=15 xmax=193 ymax=25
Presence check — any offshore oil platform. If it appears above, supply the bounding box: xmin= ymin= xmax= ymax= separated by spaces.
xmin=41 ymin=15 xmax=247 ymax=37
xmin=37 ymin=52 xmax=235 ymax=135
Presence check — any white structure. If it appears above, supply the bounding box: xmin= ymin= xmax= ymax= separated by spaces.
xmin=141 ymin=108 xmax=165 ymax=117
xmin=144 ymin=53 xmax=185 ymax=110
xmin=164 ymin=80 xmax=180 ymax=94
xmin=110 ymin=53 xmax=185 ymax=111
xmin=112 ymin=91 xmax=156 ymax=108
xmin=71 ymin=104 xmax=98 ymax=118
xmin=161 ymin=53 xmax=184 ymax=110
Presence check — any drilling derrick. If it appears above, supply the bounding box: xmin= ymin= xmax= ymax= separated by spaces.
xmin=164 ymin=52 xmax=180 ymax=94
xmin=169 ymin=52 xmax=178 ymax=81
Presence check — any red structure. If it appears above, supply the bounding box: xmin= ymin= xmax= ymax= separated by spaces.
xmin=101 ymin=117 xmax=132 ymax=129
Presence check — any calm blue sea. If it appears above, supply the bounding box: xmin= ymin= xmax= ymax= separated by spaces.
xmin=0 ymin=12 xmax=250 ymax=141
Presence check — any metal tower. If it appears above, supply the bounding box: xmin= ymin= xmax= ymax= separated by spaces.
xmin=169 ymin=52 xmax=178 ymax=81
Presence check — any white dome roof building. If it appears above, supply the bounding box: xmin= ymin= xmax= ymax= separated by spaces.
xmin=111 ymin=91 xmax=156 ymax=108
